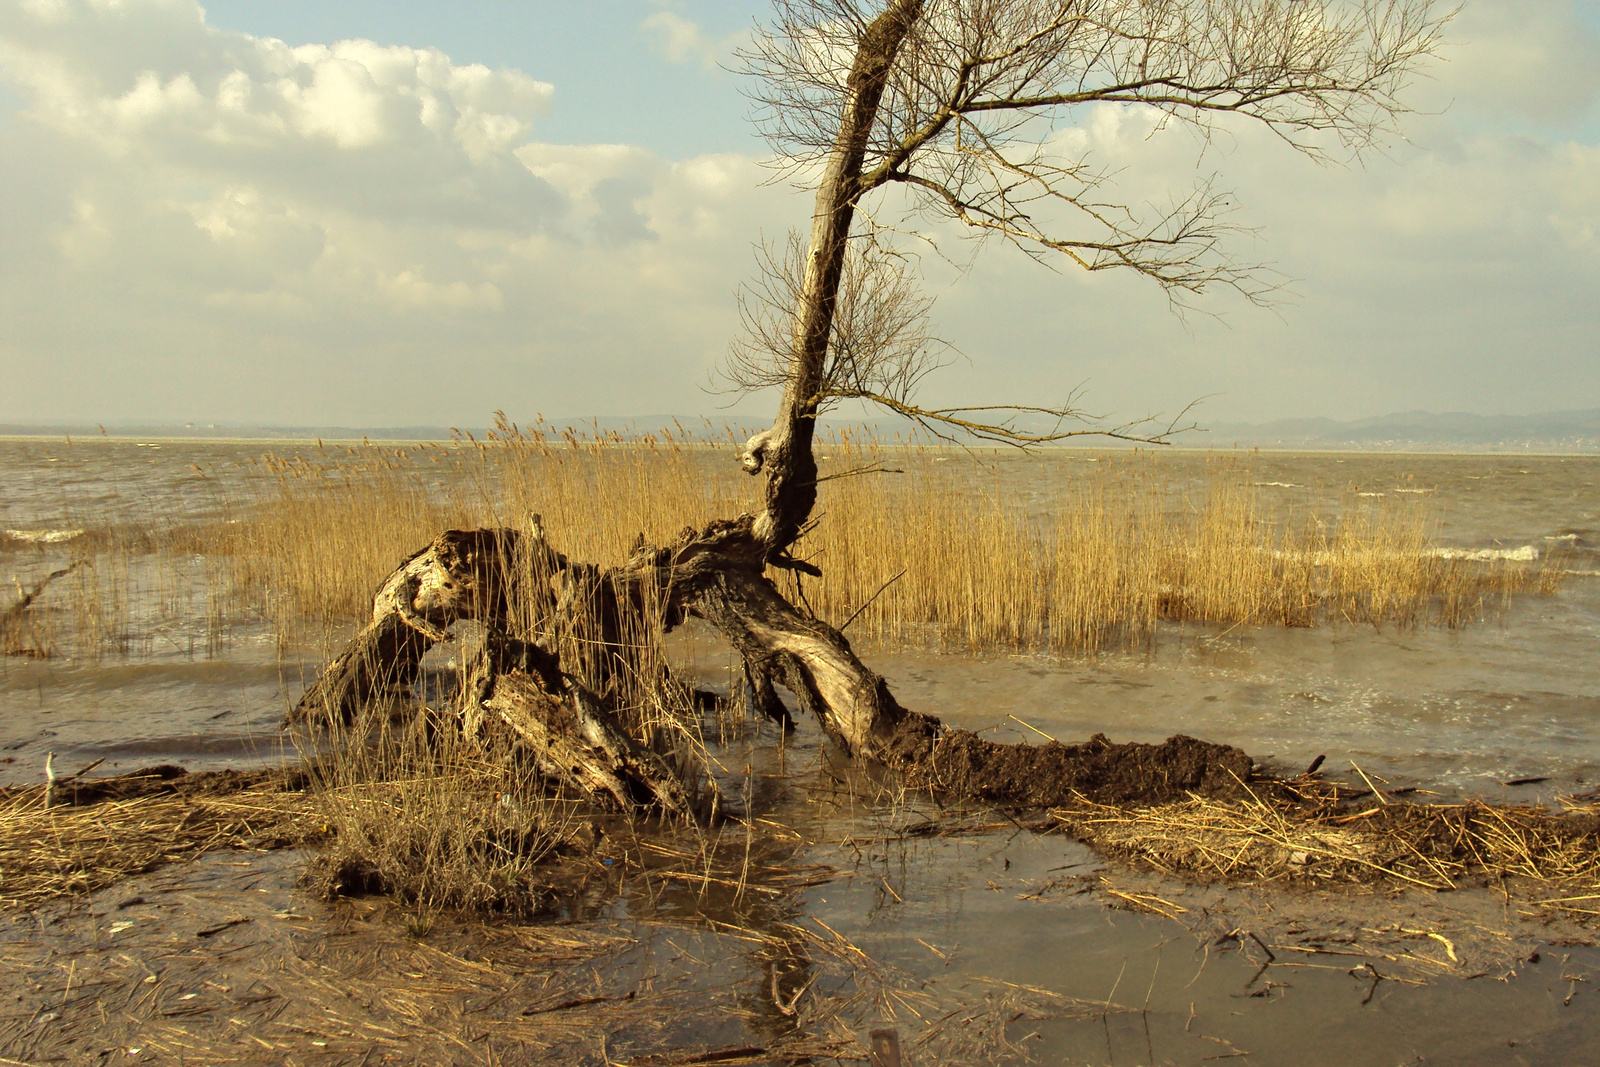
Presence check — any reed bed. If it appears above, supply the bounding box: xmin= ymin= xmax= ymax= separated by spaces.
xmin=300 ymin=709 xmax=596 ymax=916
xmin=186 ymin=421 xmax=1558 ymax=660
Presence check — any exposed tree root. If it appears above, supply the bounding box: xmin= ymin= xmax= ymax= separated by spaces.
xmin=288 ymin=517 xmax=1263 ymax=824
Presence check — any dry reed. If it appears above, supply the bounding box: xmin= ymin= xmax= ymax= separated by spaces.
xmin=0 ymin=773 xmax=319 ymax=910
xmin=187 ymin=421 xmax=1560 ymax=661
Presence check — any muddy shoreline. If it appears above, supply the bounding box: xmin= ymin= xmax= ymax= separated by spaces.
xmin=6 ymin=737 xmax=1600 ymax=1064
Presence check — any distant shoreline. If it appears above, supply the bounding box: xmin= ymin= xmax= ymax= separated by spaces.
xmin=3 ymin=407 xmax=1598 ymax=454
xmin=2 ymin=434 xmax=1597 ymax=458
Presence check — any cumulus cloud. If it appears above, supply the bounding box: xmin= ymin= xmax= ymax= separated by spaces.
xmin=0 ymin=0 xmax=1595 ymax=427
xmin=640 ymin=11 xmax=744 ymax=70
xmin=0 ymin=0 xmax=801 ymax=423
xmin=1427 ymin=0 xmax=1600 ymax=123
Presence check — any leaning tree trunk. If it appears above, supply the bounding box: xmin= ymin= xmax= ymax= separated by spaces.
xmin=741 ymin=0 xmax=925 ymax=556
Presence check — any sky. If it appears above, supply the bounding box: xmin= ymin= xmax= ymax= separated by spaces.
xmin=0 ymin=0 xmax=1597 ymax=430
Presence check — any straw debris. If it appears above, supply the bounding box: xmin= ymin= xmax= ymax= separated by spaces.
xmin=1051 ymin=778 xmax=1600 ymax=917
xmin=0 ymin=768 xmax=319 ymax=910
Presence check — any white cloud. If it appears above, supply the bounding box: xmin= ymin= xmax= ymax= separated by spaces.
xmin=640 ymin=11 xmax=743 ymax=70
xmin=0 ymin=0 xmax=1595 ymax=427
xmin=1425 ymin=0 xmax=1600 ymax=123
xmin=0 ymin=0 xmax=802 ymax=424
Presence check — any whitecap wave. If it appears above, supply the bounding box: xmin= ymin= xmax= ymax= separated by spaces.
xmin=4 ymin=528 xmax=85 ymax=544
xmin=1393 ymin=487 xmax=1434 ymax=494
xmin=1254 ymin=481 xmax=1303 ymax=488
xmin=1433 ymin=545 xmax=1539 ymax=562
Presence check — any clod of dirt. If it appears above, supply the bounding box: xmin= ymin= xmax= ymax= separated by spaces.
xmin=916 ymin=731 xmax=1255 ymax=808
xmin=46 ymin=765 xmax=305 ymax=807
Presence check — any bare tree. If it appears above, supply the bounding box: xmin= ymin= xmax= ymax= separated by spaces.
xmin=733 ymin=0 xmax=1447 ymax=556
xmin=298 ymin=0 xmax=1449 ymax=814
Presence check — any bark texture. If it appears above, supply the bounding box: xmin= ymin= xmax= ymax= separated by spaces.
xmin=289 ymin=528 xmax=551 ymax=726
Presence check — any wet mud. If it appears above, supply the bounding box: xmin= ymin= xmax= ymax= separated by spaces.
xmin=6 ymin=804 xmax=1600 ymax=1066
xmin=910 ymin=730 xmax=1255 ymax=807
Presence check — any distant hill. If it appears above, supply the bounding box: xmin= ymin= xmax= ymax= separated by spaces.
xmin=1197 ymin=410 xmax=1600 ymax=453
xmin=4 ymin=409 xmax=1598 ymax=452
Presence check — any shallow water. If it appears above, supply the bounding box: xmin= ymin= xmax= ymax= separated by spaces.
xmin=6 ymin=791 xmax=1598 ymax=1065
xmin=3 ymin=439 xmax=1600 ymax=1063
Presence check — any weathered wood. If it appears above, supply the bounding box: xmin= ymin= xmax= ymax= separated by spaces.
xmin=290 ymin=514 xmax=1262 ymax=824
xmin=483 ymin=671 xmax=694 ymax=817
xmin=289 ymin=528 xmax=554 ymax=726
xmin=607 ymin=516 xmax=938 ymax=760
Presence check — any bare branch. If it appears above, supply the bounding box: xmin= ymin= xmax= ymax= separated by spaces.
xmin=718 ymin=230 xmax=954 ymax=410
xmin=824 ymin=388 xmax=1206 ymax=447
xmin=734 ymin=0 xmax=1446 ymax=554
xmin=742 ymin=0 xmax=1447 ymax=299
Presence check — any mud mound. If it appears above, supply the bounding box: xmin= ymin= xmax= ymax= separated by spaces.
xmin=919 ymin=731 xmax=1255 ymax=808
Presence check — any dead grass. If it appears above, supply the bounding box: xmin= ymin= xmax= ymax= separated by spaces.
xmin=0 ymin=772 xmax=319 ymax=910
xmin=807 ymin=436 xmax=1562 ymax=652
xmin=1053 ymin=778 xmax=1600 ymax=918
xmin=297 ymin=707 xmax=597 ymax=916
xmin=12 ymin=423 xmax=1554 ymax=664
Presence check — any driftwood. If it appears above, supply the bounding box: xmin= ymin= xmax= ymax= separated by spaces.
xmin=291 ymin=528 xmax=558 ymax=726
xmin=1 ymin=563 xmax=80 ymax=657
xmin=291 ymin=516 xmax=1252 ymax=819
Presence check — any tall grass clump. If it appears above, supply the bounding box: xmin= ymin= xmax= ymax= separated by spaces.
xmin=473 ymin=415 xmax=760 ymax=564
xmin=210 ymin=448 xmax=476 ymax=648
xmin=800 ymin=435 xmax=1560 ymax=652
xmin=302 ymin=710 xmax=586 ymax=916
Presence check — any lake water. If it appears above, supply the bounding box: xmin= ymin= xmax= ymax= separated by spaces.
xmin=3 ymin=437 xmax=1599 ymax=1065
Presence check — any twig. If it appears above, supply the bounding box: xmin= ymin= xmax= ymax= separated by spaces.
xmin=1007 ymin=714 xmax=1057 ymax=743
xmin=840 ymin=569 xmax=906 ymax=632
xmin=1349 ymin=761 xmax=1391 ymax=806
xmin=2 ymin=563 xmax=80 ymax=624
